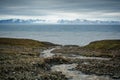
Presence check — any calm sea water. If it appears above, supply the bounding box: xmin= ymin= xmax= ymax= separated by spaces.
xmin=0 ymin=24 xmax=120 ymax=46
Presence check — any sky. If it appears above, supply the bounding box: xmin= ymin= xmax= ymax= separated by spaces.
xmin=0 ymin=0 xmax=120 ymax=21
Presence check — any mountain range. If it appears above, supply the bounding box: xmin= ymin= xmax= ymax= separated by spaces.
xmin=57 ymin=19 xmax=120 ymax=25
xmin=0 ymin=19 xmax=120 ymax=25
xmin=0 ymin=19 xmax=46 ymax=24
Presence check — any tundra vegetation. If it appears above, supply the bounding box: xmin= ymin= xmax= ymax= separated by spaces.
xmin=52 ymin=40 xmax=120 ymax=57
xmin=0 ymin=38 xmax=120 ymax=79
xmin=0 ymin=38 xmax=67 ymax=80
xmin=52 ymin=40 xmax=120 ymax=79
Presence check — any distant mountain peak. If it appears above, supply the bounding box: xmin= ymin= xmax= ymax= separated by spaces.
xmin=0 ymin=18 xmax=120 ymax=25
xmin=57 ymin=19 xmax=120 ymax=25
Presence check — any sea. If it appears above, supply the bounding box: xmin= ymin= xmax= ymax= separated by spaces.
xmin=0 ymin=24 xmax=120 ymax=46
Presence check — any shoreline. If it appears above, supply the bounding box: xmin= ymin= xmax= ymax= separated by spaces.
xmin=0 ymin=38 xmax=120 ymax=80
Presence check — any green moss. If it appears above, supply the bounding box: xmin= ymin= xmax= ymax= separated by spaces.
xmin=0 ymin=38 xmax=56 ymax=48
xmin=52 ymin=40 xmax=120 ymax=57
xmin=84 ymin=40 xmax=120 ymax=50
xmin=0 ymin=38 xmax=67 ymax=80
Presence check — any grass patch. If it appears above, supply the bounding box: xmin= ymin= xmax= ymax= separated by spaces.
xmin=52 ymin=40 xmax=120 ymax=57
xmin=0 ymin=38 xmax=56 ymax=48
xmin=84 ymin=40 xmax=120 ymax=50
xmin=0 ymin=38 xmax=57 ymax=57
xmin=0 ymin=38 xmax=67 ymax=80
xmin=82 ymin=40 xmax=120 ymax=57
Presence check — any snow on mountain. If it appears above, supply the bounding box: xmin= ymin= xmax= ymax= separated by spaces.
xmin=0 ymin=19 xmax=46 ymax=24
xmin=0 ymin=19 xmax=120 ymax=25
xmin=57 ymin=19 xmax=120 ymax=25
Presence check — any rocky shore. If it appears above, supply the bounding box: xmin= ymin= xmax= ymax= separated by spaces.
xmin=0 ymin=38 xmax=67 ymax=80
xmin=51 ymin=40 xmax=120 ymax=79
xmin=0 ymin=38 xmax=120 ymax=80
xmin=75 ymin=58 xmax=120 ymax=79
xmin=52 ymin=40 xmax=120 ymax=57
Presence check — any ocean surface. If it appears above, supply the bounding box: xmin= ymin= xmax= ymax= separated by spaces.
xmin=0 ymin=24 xmax=120 ymax=46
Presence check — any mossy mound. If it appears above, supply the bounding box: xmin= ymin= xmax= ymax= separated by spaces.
xmin=52 ymin=40 xmax=120 ymax=57
xmin=82 ymin=40 xmax=120 ymax=57
xmin=84 ymin=40 xmax=120 ymax=50
xmin=0 ymin=38 xmax=56 ymax=48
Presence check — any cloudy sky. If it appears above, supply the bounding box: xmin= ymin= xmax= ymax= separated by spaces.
xmin=0 ymin=0 xmax=120 ymax=21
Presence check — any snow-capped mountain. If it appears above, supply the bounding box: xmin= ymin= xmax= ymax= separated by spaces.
xmin=57 ymin=19 xmax=120 ymax=25
xmin=0 ymin=19 xmax=120 ymax=25
xmin=0 ymin=19 xmax=46 ymax=24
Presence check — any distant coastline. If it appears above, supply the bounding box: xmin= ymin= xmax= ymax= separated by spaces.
xmin=0 ymin=19 xmax=120 ymax=25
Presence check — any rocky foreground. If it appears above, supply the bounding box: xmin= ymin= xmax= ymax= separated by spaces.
xmin=52 ymin=40 xmax=120 ymax=57
xmin=75 ymin=58 xmax=120 ymax=79
xmin=0 ymin=38 xmax=68 ymax=80
xmin=0 ymin=38 xmax=120 ymax=80
xmin=52 ymin=40 xmax=120 ymax=79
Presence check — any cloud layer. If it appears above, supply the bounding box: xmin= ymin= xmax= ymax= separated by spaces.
xmin=0 ymin=0 xmax=120 ymax=20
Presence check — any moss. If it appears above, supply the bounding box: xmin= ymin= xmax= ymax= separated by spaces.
xmin=0 ymin=38 xmax=67 ymax=80
xmin=52 ymin=40 xmax=120 ymax=57
xmin=0 ymin=38 xmax=56 ymax=48
xmin=0 ymin=38 xmax=57 ymax=58
xmin=84 ymin=40 xmax=120 ymax=50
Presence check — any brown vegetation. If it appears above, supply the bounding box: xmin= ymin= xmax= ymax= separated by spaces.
xmin=76 ymin=58 xmax=120 ymax=79
xmin=52 ymin=40 xmax=120 ymax=57
xmin=0 ymin=38 xmax=67 ymax=80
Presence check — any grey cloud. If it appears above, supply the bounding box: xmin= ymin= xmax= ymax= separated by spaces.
xmin=52 ymin=0 xmax=120 ymax=12
xmin=0 ymin=0 xmax=120 ymax=19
